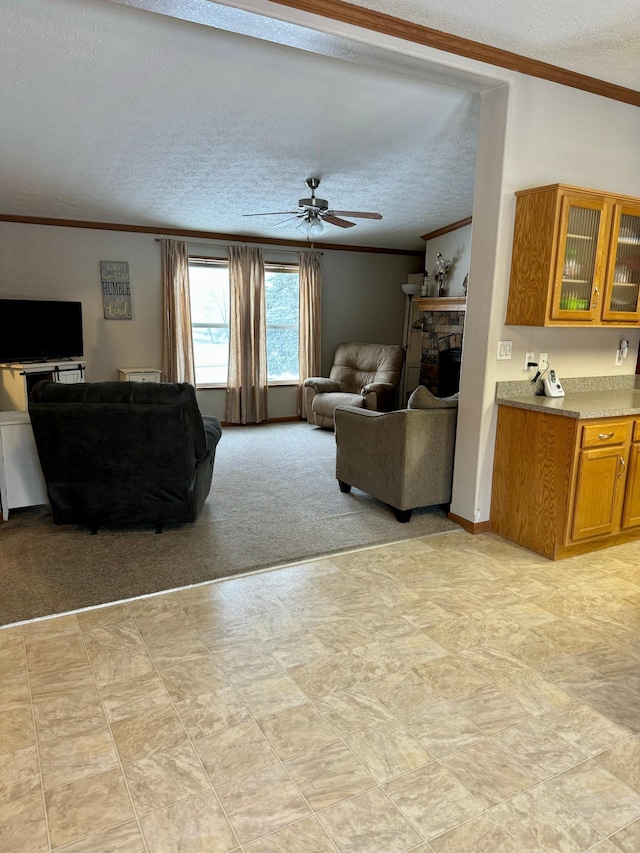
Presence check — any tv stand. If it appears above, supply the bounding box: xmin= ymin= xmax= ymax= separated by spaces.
xmin=0 ymin=411 xmax=48 ymax=520
xmin=0 ymin=360 xmax=85 ymax=411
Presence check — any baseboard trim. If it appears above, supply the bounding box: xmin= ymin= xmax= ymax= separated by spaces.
xmin=448 ymin=512 xmax=491 ymax=534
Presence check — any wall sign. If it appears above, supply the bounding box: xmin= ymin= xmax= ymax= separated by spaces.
xmin=100 ymin=260 xmax=132 ymax=319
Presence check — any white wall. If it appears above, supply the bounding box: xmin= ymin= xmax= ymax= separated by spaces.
xmin=424 ymin=223 xmax=472 ymax=298
xmin=0 ymin=223 xmax=163 ymax=380
xmin=0 ymin=222 xmax=420 ymax=418
xmin=452 ymin=77 xmax=640 ymax=525
xmin=319 ymin=250 xmax=420 ymax=375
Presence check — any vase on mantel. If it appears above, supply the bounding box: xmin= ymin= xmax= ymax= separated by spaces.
xmin=419 ymin=271 xmax=431 ymax=297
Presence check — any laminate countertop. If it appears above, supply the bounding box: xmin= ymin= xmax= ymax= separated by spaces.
xmin=495 ymin=388 xmax=640 ymax=419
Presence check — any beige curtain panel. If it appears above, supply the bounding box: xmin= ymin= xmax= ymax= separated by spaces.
xmin=161 ymin=239 xmax=196 ymax=385
xmin=298 ymin=250 xmax=322 ymax=419
xmin=226 ymin=245 xmax=268 ymax=424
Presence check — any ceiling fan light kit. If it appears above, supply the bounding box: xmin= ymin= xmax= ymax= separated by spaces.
xmin=296 ymin=213 xmax=325 ymax=237
xmin=243 ymin=177 xmax=382 ymax=239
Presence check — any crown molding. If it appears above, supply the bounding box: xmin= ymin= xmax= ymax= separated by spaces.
xmin=270 ymin=0 xmax=640 ymax=108
xmin=421 ymin=217 xmax=472 ymax=242
xmin=0 ymin=214 xmax=423 ymax=256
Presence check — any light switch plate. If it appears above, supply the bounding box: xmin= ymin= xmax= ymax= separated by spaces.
xmin=497 ymin=340 xmax=512 ymax=360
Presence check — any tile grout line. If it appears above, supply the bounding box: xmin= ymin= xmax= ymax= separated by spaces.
xmin=125 ymin=598 xmax=245 ymax=853
xmin=175 ymin=584 xmax=431 ymax=849
xmin=74 ymin=613 xmax=152 ymax=853
xmin=22 ymin=625 xmax=54 ymax=853
xmin=173 ymin=595 xmax=344 ymax=850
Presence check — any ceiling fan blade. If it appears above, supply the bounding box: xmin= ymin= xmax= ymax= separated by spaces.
xmin=323 ymin=214 xmax=356 ymax=228
xmin=330 ymin=211 xmax=383 ymax=220
xmin=272 ymin=215 xmax=301 ymax=228
xmin=242 ymin=211 xmax=298 ymax=217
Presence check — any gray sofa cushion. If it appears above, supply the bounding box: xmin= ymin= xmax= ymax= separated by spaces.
xmin=408 ymin=385 xmax=459 ymax=409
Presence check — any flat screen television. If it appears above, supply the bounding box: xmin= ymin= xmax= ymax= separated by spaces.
xmin=0 ymin=299 xmax=84 ymax=363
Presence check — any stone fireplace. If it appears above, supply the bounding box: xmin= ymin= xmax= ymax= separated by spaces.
xmin=419 ymin=309 xmax=465 ymax=396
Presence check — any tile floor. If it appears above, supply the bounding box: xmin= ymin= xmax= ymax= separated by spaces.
xmin=2 ymin=529 xmax=640 ymax=852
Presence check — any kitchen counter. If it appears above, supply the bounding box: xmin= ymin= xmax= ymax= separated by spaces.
xmin=496 ymin=388 xmax=640 ymax=419
xmin=495 ymin=374 xmax=640 ymax=419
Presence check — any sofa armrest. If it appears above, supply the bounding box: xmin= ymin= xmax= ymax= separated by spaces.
xmin=361 ymin=381 xmax=395 ymax=397
xmin=303 ymin=377 xmax=343 ymax=393
xmin=334 ymin=405 xmax=384 ymax=419
xmin=202 ymin=416 xmax=222 ymax=458
xmin=361 ymin=381 xmax=397 ymax=411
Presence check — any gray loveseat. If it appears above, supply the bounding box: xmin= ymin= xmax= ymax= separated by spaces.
xmin=334 ymin=385 xmax=458 ymax=521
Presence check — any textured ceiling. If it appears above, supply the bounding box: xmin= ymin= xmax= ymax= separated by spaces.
xmin=341 ymin=0 xmax=640 ymax=91
xmin=4 ymin=0 xmax=636 ymax=251
xmin=1 ymin=0 xmax=481 ymax=250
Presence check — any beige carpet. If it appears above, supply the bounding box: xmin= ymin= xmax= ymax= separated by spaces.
xmin=1 ymin=422 xmax=458 ymax=625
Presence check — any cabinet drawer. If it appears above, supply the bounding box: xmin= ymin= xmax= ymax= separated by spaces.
xmin=128 ymin=373 xmax=154 ymax=382
xmin=118 ymin=369 xmax=162 ymax=383
xmin=580 ymin=421 xmax=629 ymax=448
xmin=634 ymin=420 xmax=640 ymax=443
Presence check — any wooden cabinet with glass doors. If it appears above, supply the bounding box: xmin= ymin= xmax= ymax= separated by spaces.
xmin=506 ymin=184 xmax=640 ymax=326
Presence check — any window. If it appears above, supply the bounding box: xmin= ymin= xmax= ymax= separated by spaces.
xmin=265 ymin=263 xmax=299 ymax=382
xmin=189 ymin=258 xmax=299 ymax=386
xmin=189 ymin=259 xmax=230 ymax=386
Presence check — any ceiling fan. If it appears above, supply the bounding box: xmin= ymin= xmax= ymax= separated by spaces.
xmin=242 ymin=177 xmax=382 ymax=236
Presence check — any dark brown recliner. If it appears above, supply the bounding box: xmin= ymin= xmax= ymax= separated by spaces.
xmin=29 ymin=380 xmax=221 ymax=532
xmin=303 ymin=342 xmax=405 ymax=429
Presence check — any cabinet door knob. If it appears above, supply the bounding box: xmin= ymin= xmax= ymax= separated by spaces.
xmin=619 ymin=456 xmax=626 ymax=477
xmin=592 ymin=286 xmax=600 ymax=309
xmin=598 ymin=432 xmax=615 ymax=439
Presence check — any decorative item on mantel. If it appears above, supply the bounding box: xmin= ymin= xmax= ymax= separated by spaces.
xmin=434 ymin=253 xmax=451 ymax=297
xmin=419 ymin=270 xmax=432 ymax=298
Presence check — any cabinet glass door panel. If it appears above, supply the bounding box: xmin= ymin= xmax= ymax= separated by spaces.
xmin=602 ymin=205 xmax=640 ymax=322
xmin=552 ymin=196 xmax=607 ymax=320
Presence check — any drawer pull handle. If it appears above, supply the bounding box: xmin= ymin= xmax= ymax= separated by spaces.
xmin=619 ymin=457 xmax=626 ymax=478
xmin=598 ymin=432 xmax=615 ymax=440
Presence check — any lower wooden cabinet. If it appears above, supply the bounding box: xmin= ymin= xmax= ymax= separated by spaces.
xmin=622 ymin=442 xmax=640 ymax=529
xmin=491 ymin=406 xmax=640 ymax=559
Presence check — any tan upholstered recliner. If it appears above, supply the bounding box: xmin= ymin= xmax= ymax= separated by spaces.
xmin=303 ymin=342 xmax=405 ymax=429
xmin=334 ymin=386 xmax=458 ymax=521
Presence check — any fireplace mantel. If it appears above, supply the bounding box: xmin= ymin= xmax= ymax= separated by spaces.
xmin=415 ymin=297 xmax=466 ymax=312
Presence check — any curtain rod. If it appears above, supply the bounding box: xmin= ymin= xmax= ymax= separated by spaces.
xmin=154 ymin=237 xmax=323 ymax=255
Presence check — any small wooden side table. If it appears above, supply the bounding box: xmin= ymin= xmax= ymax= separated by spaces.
xmin=118 ymin=368 xmax=162 ymax=383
